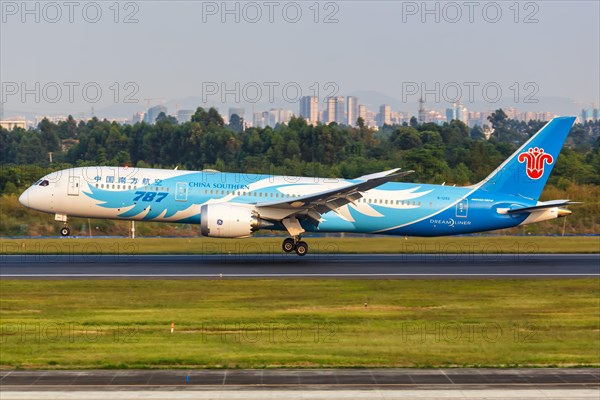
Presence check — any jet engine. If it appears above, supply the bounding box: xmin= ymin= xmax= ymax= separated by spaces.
xmin=200 ymin=203 xmax=262 ymax=238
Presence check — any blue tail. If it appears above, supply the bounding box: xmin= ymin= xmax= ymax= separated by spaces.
xmin=474 ymin=116 xmax=576 ymax=201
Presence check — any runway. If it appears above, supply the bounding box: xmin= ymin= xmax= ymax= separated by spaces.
xmin=1 ymin=254 xmax=598 ymax=279
xmin=1 ymin=368 xmax=598 ymax=390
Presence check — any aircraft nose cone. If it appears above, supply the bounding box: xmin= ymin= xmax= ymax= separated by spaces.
xmin=19 ymin=189 xmax=29 ymax=208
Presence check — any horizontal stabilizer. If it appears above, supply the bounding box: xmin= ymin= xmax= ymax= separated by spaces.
xmin=506 ymin=200 xmax=579 ymax=214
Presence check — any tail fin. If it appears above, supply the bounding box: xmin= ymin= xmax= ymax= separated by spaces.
xmin=475 ymin=116 xmax=576 ymax=201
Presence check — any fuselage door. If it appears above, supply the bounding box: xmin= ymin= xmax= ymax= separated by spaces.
xmin=68 ymin=176 xmax=80 ymax=196
xmin=175 ymin=182 xmax=188 ymax=201
xmin=456 ymin=198 xmax=468 ymax=218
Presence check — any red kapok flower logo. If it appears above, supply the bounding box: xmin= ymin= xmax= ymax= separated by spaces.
xmin=517 ymin=147 xmax=554 ymax=180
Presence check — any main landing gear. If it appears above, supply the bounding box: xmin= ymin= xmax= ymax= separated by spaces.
xmin=282 ymin=237 xmax=308 ymax=256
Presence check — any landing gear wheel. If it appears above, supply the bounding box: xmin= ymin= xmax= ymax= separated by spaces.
xmin=60 ymin=227 xmax=71 ymax=237
xmin=282 ymin=238 xmax=295 ymax=253
xmin=295 ymin=241 xmax=308 ymax=256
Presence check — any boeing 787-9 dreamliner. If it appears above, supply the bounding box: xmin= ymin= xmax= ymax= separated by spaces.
xmin=19 ymin=116 xmax=576 ymax=255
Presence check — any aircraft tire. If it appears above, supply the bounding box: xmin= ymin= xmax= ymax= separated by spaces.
xmin=295 ymin=241 xmax=308 ymax=256
xmin=282 ymin=238 xmax=295 ymax=253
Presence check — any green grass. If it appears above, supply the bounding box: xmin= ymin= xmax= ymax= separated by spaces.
xmin=1 ymin=236 xmax=599 ymax=254
xmin=0 ymin=279 xmax=598 ymax=369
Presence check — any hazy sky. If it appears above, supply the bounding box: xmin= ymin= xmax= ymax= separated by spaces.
xmin=1 ymin=0 xmax=599 ymax=116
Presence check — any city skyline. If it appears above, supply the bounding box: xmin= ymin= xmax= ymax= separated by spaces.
xmin=1 ymin=1 xmax=598 ymax=118
xmin=4 ymin=93 xmax=597 ymax=133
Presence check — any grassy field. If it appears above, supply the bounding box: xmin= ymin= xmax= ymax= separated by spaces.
xmin=1 ymin=236 xmax=599 ymax=254
xmin=0 ymin=279 xmax=598 ymax=369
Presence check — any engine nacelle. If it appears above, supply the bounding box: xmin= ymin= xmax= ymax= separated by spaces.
xmin=200 ymin=203 xmax=260 ymax=238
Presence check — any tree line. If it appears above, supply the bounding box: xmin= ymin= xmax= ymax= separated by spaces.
xmin=1 ymin=108 xmax=599 ymax=194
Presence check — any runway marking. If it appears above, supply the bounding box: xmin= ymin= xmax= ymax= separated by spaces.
xmin=1 ymin=273 xmax=598 ymax=278
xmin=2 ymin=382 xmax=598 ymax=387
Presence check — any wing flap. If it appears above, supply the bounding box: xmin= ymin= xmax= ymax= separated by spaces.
xmin=256 ymin=169 xmax=414 ymax=211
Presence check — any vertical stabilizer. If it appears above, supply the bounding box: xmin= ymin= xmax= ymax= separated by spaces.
xmin=475 ymin=116 xmax=575 ymax=200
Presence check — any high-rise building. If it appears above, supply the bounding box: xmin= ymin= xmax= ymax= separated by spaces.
xmin=346 ymin=96 xmax=358 ymax=126
xmin=131 ymin=112 xmax=145 ymax=124
xmin=145 ymin=105 xmax=167 ymax=124
xmin=267 ymin=109 xmax=293 ymax=126
xmin=325 ymin=96 xmax=345 ymax=124
xmin=325 ymin=97 xmax=335 ymax=124
xmin=581 ymin=108 xmax=592 ymax=123
xmin=334 ymin=97 xmax=346 ymax=124
xmin=299 ymin=96 xmax=319 ymax=123
xmin=177 ymin=109 xmax=195 ymax=123
xmin=0 ymin=101 xmax=4 ymax=120
xmin=358 ymin=105 xmax=367 ymax=123
xmin=456 ymin=103 xmax=468 ymax=124
xmin=378 ymin=104 xmax=391 ymax=126
xmin=253 ymin=112 xmax=269 ymax=128
xmin=446 ymin=102 xmax=457 ymax=122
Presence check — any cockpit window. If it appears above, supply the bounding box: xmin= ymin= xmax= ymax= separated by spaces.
xmin=34 ymin=179 xmax=42 ymax=185
xmin=39 ymin=180 xmax=49 ymax=187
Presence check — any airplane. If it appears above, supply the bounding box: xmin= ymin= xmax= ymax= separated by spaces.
xmin=19 ymin=116 xmax=577 ymax=256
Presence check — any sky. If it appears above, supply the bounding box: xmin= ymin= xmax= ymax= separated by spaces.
xmin=1 ymin=0 xmax=599 ymax=117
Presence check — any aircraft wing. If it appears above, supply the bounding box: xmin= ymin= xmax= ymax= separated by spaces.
xmin=255 ymin=168 xmax=413 ymax=224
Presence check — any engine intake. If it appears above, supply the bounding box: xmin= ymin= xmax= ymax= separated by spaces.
xmin=200 ymin=203 xmax=261 ymax=238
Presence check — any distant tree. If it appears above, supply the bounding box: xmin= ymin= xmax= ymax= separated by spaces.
xmin=156 ymin=112 xmax=177 ymax=124
xmin=470 ymin=124 xmax=486 ymax=140
xmin=228 ymin=114 xmax=244 ymax=133
xmin=440 ymin=120 xmax=470 ymax=145
xmin=409 ymin=116 xmax=419 ymax=128
xmin=391 ymin=127 xmax=422 ymax=150
xmin=356 ymin=117 xmax=365 ymax=128
xmin=488 ymin=109 xmax=524 ymax=143
xmin=37 ymin=118 xmax=60 ymax=152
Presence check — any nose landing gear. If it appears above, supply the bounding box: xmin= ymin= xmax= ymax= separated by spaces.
xmin=282 ymin=236 xmax=308 ymax=256
xmin=60 ymin=226 xmax=71 ymax=237
xmin=56 ymin=214 xmax=70 ymax=237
